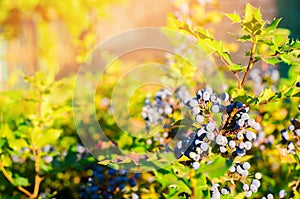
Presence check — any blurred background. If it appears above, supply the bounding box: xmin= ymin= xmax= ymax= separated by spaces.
xmin=0 ymin=0 xmax=298 ymax=90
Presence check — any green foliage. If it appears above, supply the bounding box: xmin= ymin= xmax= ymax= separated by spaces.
xmin=159 ymin=2 xmax=300 ymax=199
xmin=0 ymin=72 xmax=85 ymax=198
xmin=0 ymin=1 xmax=299 ymax=199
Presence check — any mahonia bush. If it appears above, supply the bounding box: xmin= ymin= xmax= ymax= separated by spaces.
xmin=0 ymin=2 xmax=299 ymax=199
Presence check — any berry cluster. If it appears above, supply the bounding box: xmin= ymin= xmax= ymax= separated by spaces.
xmin=170 ymin=86 xmax=264 ymax=198
xmin=248 ymin=67 xmax=280 ymax=95
xmin=229 ymin=162 xmax=251 ymax=177
xmin=281 ymin=118 xmax=300 ymax=154
xmin=261 ymin=189 xmax=287 ymax=199
xmin=174 ymin=87 xmax=260 ymax=165
xmin=210 ymin=183 xmax=231 ymax=199
xmin=175 ymin=85 xmax=191 ymax=103
xmin=141 ymin=88 xmax=174 ymax=131
xmin=241 ymin=172 xmax=262 ymax=197
xmin=79 ymin=166 xmax=140 ymax=199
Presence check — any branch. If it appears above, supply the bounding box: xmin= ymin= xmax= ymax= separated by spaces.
xmin=189 ymin=169 xmax=196 ymax=199
xmin=32 ymin=149 xmax=44 ymax=198
xmin=32 ymin=175 xmax=44 ymax=198
xmin=30 ymin=88 xmax=45 ymax=198
xmin=0 ymin=164 xmax=32 ymax=198
xmin=241 ymin=35 xmax=257 ymax=88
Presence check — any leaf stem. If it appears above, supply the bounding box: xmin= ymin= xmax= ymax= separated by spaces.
xmin=220 ymin=52 xmax=242 ymax=88
xmin=233 ymin=72 xmax=241 ymax=89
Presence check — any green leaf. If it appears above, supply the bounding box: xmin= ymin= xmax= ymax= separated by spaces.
xmin=0 ymin=154 xmax=12 ymax=167
xmin=194 ymin=174 xmax=208 ymax=198
xmin=13 ymin=174 xmax=30 ymax=187
xmin=238 ymin=35 xmax=252 ymax=42
xmin=35 ymin=129 xmax=62 ymax=147
xmin=222 ymin=52 xmax=234 ymax=66
xmin=8 ymin=139 xmax=28 ymax=151
xmin=195 ymin=29 xmax=212 ymax=40
xmin=0 ymin=124 xmax=14 ymax=140
xmin=168 ymin=18 xmax=196 ymax=37
xmin=163 ymin=187 xmax=178 ymax=198
xmin=258 ymin=88 xmax=276 ymax=103
xmin=0 ymin=138 xmax=6 ymax=149
xmin=198 ymin=156 xmax=232 ymax=179
xmin=98 ymin=159 xmax=111 ymax=166
xmin=292 ymin=89 xmax=300 ymax=97
xmin=272 ymin=35 xmax=289 ymax=50
xmin=221 ymin=194 xmax=234 ymax=199
xmin=242 ymin=4 xmax=264 ymax=34
xmin=282 ymin=85 xmax=295 ymax=97
xmin=159 ymin=152 xmax=177 ymax=163
xmin=229 ymin=64 xmax=246 ymax=72
xmin=262 ymin=57 xmax=281 ymax=65
xmin=234 ymin=155 xmax=254 ymax=164
xmin=225 ymin=13 xmax=241 ymax=23
xmin=230 ymin=88 xmax=257 ymax=105
xmin=198 ymin=39 xmax=224 ymax=56
xmin=280 ymin=53 xmax=300 ymax=66
xmin=40 ymin=159 xmax=53 ymax=172
xmin=265 ymin=18 xmax=281 ymax=31
xmin=244 ymin=3 xmax=262 ymax=22
xmin=245 ymin=51 xmax=251 ymax=56
xmin=231 ymin=89 xmax=248 ymax=103
xmin=172 ymin=161 xmax=190 ymax=178
xmin=117 ymin=133 xmax=133 ymax=149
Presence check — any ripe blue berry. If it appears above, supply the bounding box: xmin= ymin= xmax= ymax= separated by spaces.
xmin=128 ymin=178 xmax=136 ymax=187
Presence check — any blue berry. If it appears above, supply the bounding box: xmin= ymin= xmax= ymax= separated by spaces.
xmin=128 ymin=178 xmax=136 ymax=187
xmin=119 ymin=183 xmax=125 ymax=190
xmin=134 ymin=173 xmax=141 ymax=179
xmin=121 ymin=176 xmax=128 ymax=182
xmin=108 ymin=169 xmax=117 ymax=175
xmin=116 ymin=176 xmax=122 ymax=183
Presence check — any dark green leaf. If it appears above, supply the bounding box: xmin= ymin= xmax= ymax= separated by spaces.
xmin=238 ymin=35 xmax=252 ymax=42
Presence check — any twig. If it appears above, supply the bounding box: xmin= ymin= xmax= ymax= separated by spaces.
xmin=32 ymin=149 xmax=44 ymax=198
xmin=0 ymin=164 xmax=32 ymax=198
xmin=241 ymin=34 xmax=257 ymax=88
xmin=233 ymin=72 xmax=241 ymax=89
xmin=220 ymin=57 xmax=231 ymax=67
xmin=220 ymin=51 xmax=242 ymax=89
xmin=190 ymin=169 xmax=196 ymax=199
xmin=30 ymin=88 xmax=45 ymax=198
